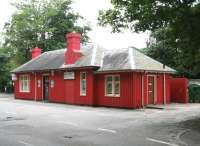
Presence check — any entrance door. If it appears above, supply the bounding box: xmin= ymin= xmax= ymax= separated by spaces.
xmin=148 ymin=76 xmax=155 ymax=104
xmin=65 ymin=80 xmax=75 ymax=104
xmin=43 ymin=76 xmax=49 ymax=101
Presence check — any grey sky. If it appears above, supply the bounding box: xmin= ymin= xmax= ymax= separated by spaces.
xmin=0 ymin=0 xmax=149 ymax=49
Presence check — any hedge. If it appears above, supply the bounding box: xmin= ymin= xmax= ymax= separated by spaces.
xmin=189 ymin=84 xmax=200 ymax=103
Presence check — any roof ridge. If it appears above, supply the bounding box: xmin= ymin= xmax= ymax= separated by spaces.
xmin=128 ymin=48 xmax=136 ymax=69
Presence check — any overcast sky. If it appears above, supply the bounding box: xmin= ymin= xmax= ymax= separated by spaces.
xmin=0 ymin=0 xmax=149 ymax=49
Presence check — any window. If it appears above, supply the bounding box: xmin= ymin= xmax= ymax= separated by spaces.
xmin=105 ymin=75 xmax=120 ymax=97
xmin=80 ymin=72 xmax=86 ymax=96
xmin=19 ymin=75 xmax=30 ymax=92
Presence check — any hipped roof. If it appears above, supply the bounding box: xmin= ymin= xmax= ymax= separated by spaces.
xmin=12 ymin=44 xmax=175 ymax=73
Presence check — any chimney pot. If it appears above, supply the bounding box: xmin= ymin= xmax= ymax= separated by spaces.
xmin=31 ymin=47 xmax=42 ymax=59
xmin=65 ymin=32 xmax=81 ymax=64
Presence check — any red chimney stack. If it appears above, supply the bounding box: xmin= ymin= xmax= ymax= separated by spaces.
xmin=65 ymin=32 xmax=82 ymax=64
xmin=32 ymin=47 xmax=42 ymax=59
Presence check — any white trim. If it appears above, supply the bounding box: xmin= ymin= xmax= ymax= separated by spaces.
xmin=91 ymin=44 xmax=97 ymax=66
xmin=80 ymin=72 xmax=86 ymax=96
xmin=147 ymin=75 xmax=157 ymax=104
xmin=34 ymin=73 xmax=37 ymax=101
xmin=19 ymin=74 xmax=30 ymax=93
xmin=163 ymin=73 xmax=166 ymax=104
xmin=128 ymin=48 xmax=136 ymax=69
xmin=105 ymin=75 xmax=120 ymax=97
xmin=141 ymin=74 xmax=144 ymax=107
xmin=100 ymin=52 xmax=104 ymax=67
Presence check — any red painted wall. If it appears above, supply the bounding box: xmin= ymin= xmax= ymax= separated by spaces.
xmin=35 ymin=72 xmax=43 ymax=101
xmin=49 ymin=71 xmax=65 ymax=103
xmin=170 ymin=78 xmax=188 ymax=103
xmin=14 ymin=70 xmax=173 ymax=108
xmin=14 ymin=73 xmax=36 ymax=100
xmin=94 ymin=72 xmax=135 ymax=108
xmin=72 ymin=69 xmax=94 ymax=105
xmin=142 ymin=73 xmax=171 ymax=106
xmin=133 ymin=72 xmax=142 ymax=108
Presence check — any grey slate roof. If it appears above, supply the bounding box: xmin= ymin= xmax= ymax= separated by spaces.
xmin=12 ymin=49 xmax=65 ymax=73
xmin=12 ymin=44 xmax=175 ymax=73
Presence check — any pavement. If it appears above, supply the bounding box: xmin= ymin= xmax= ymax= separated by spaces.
xmin=0 ymin=94 xmax=200 ymax=146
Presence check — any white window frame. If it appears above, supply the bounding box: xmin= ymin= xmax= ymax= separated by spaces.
xmin=19 ymin=75 xmax=30 ymax=93
xmin=80 ymin=72 xmax=86 ymax=96
xmin=105 ymin=75 xmax=120 ymax=97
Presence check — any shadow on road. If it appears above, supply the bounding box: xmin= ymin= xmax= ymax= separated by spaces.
xmin=179 ymin=118 xmax=200 ymax=146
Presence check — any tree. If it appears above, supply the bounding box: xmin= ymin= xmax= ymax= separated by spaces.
xmin=143 ymin=28 xmax=182 ymax=74
xmin=3 ymin=0 xmax=91 ymax=65
xmin=0 ymin=0 xmax=91 ymax=92
xmin=98 ymin=0 xmax=200 ymax=78
xmin=0 ymin=47 xmax=13 ymax=92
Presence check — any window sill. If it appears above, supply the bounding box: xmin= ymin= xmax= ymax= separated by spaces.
xmin=19 ymin=91 xmax=30 ymax=93
xmin=80 ymin=94 xmax=86 ymax=96
xmin=105 ymin=95 xmax=120 ymax=97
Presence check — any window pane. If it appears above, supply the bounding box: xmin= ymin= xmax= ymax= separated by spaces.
xmin=106 ymin=82 xmax=112 ymax=95
xmin=81 ymin=73 xmax=86 ymax=79
xmin=106 ymin=76 xmax=112 ymax=82
xmin=114 ymin=76 xmax=120 ymax=81
xmin=114 ymin=82 xmax=120 ymax=95
xmin=81 ymin=80 xmax=86 ymax=92
xmin=19 ymin=75 xmax=30 ymax=92
xmin=80 ymin=72 xmax=86 ymax=95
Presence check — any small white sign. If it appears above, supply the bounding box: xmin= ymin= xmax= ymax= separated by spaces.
xmin=64 ymin=71 xmax=75 ymax=79
xmin=50 ymin=80 xmax=54 ymax=88
xmin=37 ymin=80 xmax=41 ymax=87
xmin=11 ymin=74 xmax=17 ymax=81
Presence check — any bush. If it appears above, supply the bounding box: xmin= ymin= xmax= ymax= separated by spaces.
xmin=189 ymin=84 xmax=200 ymax=103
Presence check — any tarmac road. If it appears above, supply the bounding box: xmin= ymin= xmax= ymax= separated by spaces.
xmin=0 ymin=94 xmax=200 ymax=146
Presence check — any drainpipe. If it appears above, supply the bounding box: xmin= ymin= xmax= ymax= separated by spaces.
xmin=35 ymin=73 xmax=37 ymax=101
xmin=141 ymin=73 xmax=144 ymax=107
xmin=163 ymin=73 xmax=166 ymax=104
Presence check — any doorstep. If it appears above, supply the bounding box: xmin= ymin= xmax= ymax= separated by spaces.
xmin=146 ymin=104 xmax=165 ymax=110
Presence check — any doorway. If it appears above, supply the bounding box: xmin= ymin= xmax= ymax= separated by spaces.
xmin=43 ymin=76 xmax=49 ymax=101
xmin=148 ymin=76 xmax=156 ymax=104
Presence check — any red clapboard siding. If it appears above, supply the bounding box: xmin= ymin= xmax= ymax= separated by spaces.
xmin=49 ymin=71 xmax=65 ymax=103
xmin=14 ymin=73 xmax=36 ymax=100
xmin=170 ymin=78 xmax=188 ymax=103
xmin=94 ymin=72 xmax=134 ymax=108
xmin=73 ymin=69 xmax=94 ymax=105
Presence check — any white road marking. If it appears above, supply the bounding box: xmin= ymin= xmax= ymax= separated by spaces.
xmin=5 ymin=112 xmax=17 ymax=115
xmin=96 ymin=113 xmax=112 ymax=117
xmin=18 ymin=141 xmax=36 ymax=146
xmin=57 ymin=121 xmax=78 ymax=127
xmin=97 ymin=128 xmax=116 ymax=133
xmin=146 ymin=138 xmax=179 ymax=146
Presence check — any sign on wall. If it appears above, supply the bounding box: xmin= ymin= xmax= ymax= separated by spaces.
xmin=50 ymin=80 xmax=54 ymax=88
xmin=37 ymin=80 xmax=41 ymax=88
xmin=64 ymin=71 xmax=75 ymax=79
xmin=11 ymin=74 xmax=17 ymax=81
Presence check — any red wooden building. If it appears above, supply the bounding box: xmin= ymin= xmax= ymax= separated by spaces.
xmin=12 ymin=32 xmax=184 ymax=108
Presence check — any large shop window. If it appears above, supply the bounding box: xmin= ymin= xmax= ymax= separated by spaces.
xmin=80 ymin=72 xmax=86 ymax=96
xmin=105 ymin=75 xmax=120 ymax=97
xmin=19 ymin=75 xmax=30 ymax=92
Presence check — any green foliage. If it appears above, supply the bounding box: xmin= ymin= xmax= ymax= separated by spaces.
xmin=0 ymin=47 xmax=13 ymax=92
xmin=0 ymin=0 xmax=91 ymax=92
xmin=189 ymin=84 xmax=200 ymax=103
xmin=98 ymin=0 xmax=200 ymax=78
xmin=3 ymin=0 xmax=91 ymax=64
